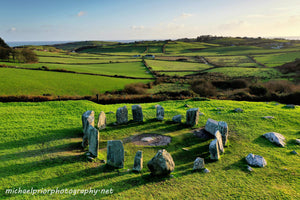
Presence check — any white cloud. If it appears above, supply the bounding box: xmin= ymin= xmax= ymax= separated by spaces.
xmin=7 ymin=27 xmax=16 ymax=32
xmin=130 ymin=25 xmax=145 ymax=30
xmin=180 ymin=13 xmax=193 ymax=19
xmin=77 ymin=11 xmax=86 ymax=17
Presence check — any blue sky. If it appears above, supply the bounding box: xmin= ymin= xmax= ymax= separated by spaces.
xmin=1 ymin=0 xmax=299 ymax=41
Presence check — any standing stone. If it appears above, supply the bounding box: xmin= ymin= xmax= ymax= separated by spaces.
xmin=186 ymin=108 xmax=199 ymax=127
xmin=215 ymin=131 xmax=224 ymax=154
xmin=245 ymin=153 xmax=267 ymax=167
xmin=82 ymin=110 xmax=95 ymax=148
xmin=263 ymin=132 xmax=286 ymax=147
xmin=132 ymin=105 xmax=143 ymax=122
xmin=209 ymin=139 xmax=220 ymax=160
xmin=107 ymin=140 xmax=124 ymax=168
xmin=87 ymin=125 xmax=99 ymax=157
xmin=172 ymin=115 xmax=182 ymax=123
xmin=156 ymin=105 xmax=164 ymax=121
xmin=116 ymin=106 xmax=128 ymax=124
xmin=97 ymin=111 xmax=106 ymax=130
xmin=218 ymin=121 xmax=228 ymax=146
xmin=132 ymin=151 xmax=143 ymax=172
xmin=205 ymin=118 xmax=219 ymax=136
xmin=147 ymin=149 xmax=175 ymax=176
xmin=193 ymin=157 xmax=205 ymax=171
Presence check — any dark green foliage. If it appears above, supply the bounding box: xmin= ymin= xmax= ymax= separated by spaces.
xmin=0 ymin=37 xmax=9 ymax=48
xmin=190 ymin=79 xmax=217 ymax=97
xmin=249 ymin=85 xmax=267 ymax=96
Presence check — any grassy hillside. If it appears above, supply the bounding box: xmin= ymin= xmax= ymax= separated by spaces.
xmin=0 ymin=68 xmax=150 ymax=96
xmin=0 ymin=100 xmax=299 ymax=199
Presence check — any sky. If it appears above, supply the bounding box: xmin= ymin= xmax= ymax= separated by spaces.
xmin=1 ymin=0 xmax=299 ymax=42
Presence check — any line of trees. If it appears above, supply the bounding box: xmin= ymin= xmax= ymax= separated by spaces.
xmin=0 ymin=37 xmax=38 ymax=63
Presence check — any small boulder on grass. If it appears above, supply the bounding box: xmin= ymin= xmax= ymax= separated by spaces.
xmin=295 ymin=139 xmax=300 ymax=145
xmin=263 ymin=132 xmax=286 ymax=147
xmin=245 ymin=153 xmax=267 ymax=167
xmin=233 ymin=108 xmax=244 ymax=113
xmin=147 ymin=149 xmax=175 ymax=176
xmin=193 ymin=157 xmax=205 ymax=171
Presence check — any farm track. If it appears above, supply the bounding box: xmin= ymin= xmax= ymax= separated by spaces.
xmin=0 ymin=65 xmax=155 ymax=80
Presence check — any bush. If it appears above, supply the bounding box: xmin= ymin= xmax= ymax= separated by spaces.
xmin=249 ymin=85 xmax=267 ymax=96
xmin=123 ymin=83 xmax=147 ymax=94
xmin=264 ymin=80 xmax=293 ymax=94
xmin=190 ymin=79 xmax=217 ymax=97
xmin=212 ymin=79 xmax=248 ymax=89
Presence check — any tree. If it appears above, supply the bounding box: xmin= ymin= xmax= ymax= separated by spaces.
xmin=0 ymin=47 xmax=10 ymax=60
xmin=15 ymin=48 xmax=38 ymax=63
xmin=0 ymin=37 xmax=9 ymax=48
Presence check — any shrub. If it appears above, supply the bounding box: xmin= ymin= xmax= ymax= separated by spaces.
xmin=190 ymin=79 xmax=217 ymax=97
xmin=123 ymin=83 xmax=147 ymax=94
xmin=212 ymin=79 xmax=248 ymax=89
xmin=249 ymin=85 xmax=267 ymax=96
xmin=264 ymin=80 xmax=293 ymax=94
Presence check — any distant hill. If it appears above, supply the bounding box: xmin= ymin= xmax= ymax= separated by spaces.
xmin=51 ymin=41 xmax=118 ymax=51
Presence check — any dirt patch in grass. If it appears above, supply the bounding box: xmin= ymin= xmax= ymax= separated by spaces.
xmin=123 ymin=133 xmax=171 ymax=146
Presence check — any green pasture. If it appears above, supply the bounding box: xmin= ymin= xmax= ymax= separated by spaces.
xmin=205 ymin=67 xmax=282 ymax=79
xmin=146 ymin=60 xmax=211 ymax=71
xmin=205 ymin=56 xmax=260 ymax=67
xmin=0 ymin=99 xmax=299 ymax=199
xmin=0 ymin=61 xmax=152 ymax=78
xmin=0 ymin=68 xmax=150 ymax=96
xmin=253 ymin=52 xmax=300 ymax=67
xmin=165 ymin=41 xmax=219 ymax=54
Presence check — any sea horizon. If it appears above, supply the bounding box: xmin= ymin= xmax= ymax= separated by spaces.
xmin=7 ymin=36 xmax=300 ymax=47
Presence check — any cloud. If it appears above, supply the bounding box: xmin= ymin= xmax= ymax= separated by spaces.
xmin=7 ymin=27 xmax=16 ymax=32
xmin=130 ymin=25 xmax=145 ymax=30
xmin=77 ymin=11 xmax=86 ymax=17
xmin=180 ymin=13 xmax=193 ymax=19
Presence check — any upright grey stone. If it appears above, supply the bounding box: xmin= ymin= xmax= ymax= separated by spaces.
xmin=263 ymin=132 xmax=286 ymax=147
xmin=218 ymin=121 xmax=228 ymax=146
xmin=209 ymin=139 xmax=220 ymax=160
xmin=156 ymin=105 xmax=164 ymax=121
xmin=245 ymin=153 xmax=267 ymax=167
xmin=132 ymin=105 xmax=143 ymax=122
xmin=147 ymin=149 xmax=175 ymax=176
xmin=82 ymin=110 xmax=95 ymax=148
xmin=87 ymin=125 xmax=99 ymax=157
xmin=107 ymin=140 xmax=124 ymax=168
xmin=132 ymin=150 xmax=143 ymax=172
xmin=193 ymin=157 xmax=205 ymax=171
xmin=97 ymin=111 xmax=106 ymax=130
xmin=116 ymin=106 xmax=128 ymax=124
xmin=205 ymin=118 xmax=219 ymax=136
xmin=186 ymin=108 xmax=199 ymax=127
xmin=215 ymin=131 xmax=224 ymax=154
xmin=172 ymin=115 xmax=182 ymax=123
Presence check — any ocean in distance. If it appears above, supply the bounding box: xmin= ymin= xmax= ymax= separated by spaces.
xmin=7 ymin=40 xmax=144 ymax=47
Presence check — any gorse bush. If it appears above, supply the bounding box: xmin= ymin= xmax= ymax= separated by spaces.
xmin=190 ymin=79 xmax=217 ymax=97
xmin=123 ymin=83 xmax=148 ymax=94
xmin=249 ymin=85 xmax=267 ymax=96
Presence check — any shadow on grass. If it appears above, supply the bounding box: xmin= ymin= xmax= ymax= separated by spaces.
xmin=0 ymin=141 xmax=83 ymax=162
xmin=252 ymin=136 xmax=280 ymax=148
xmin=0 ymin=127 xmax=82 ymax=151
xmin=1 ymin=154 xmax=86 ymax=179
xmin=222 ymin=158 xmax=248 ymax=172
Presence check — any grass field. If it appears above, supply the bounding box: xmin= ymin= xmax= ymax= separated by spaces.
xmin=205 ymin=56 xmax=260 ymax=67
xmin=205 ymin=67 xmax=282 ymax=79
xmin=253 ymin=52 xmax=300 ymax=67
xmin=146 ymin=60 xmax=211 ymax=71
xmin=0 ymin=99 xmax=299 ymax=199
xmin=0 ymin=61 xmax=152 ymax=79
xmin=0 ymin=68 xmax=150 ymax=96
